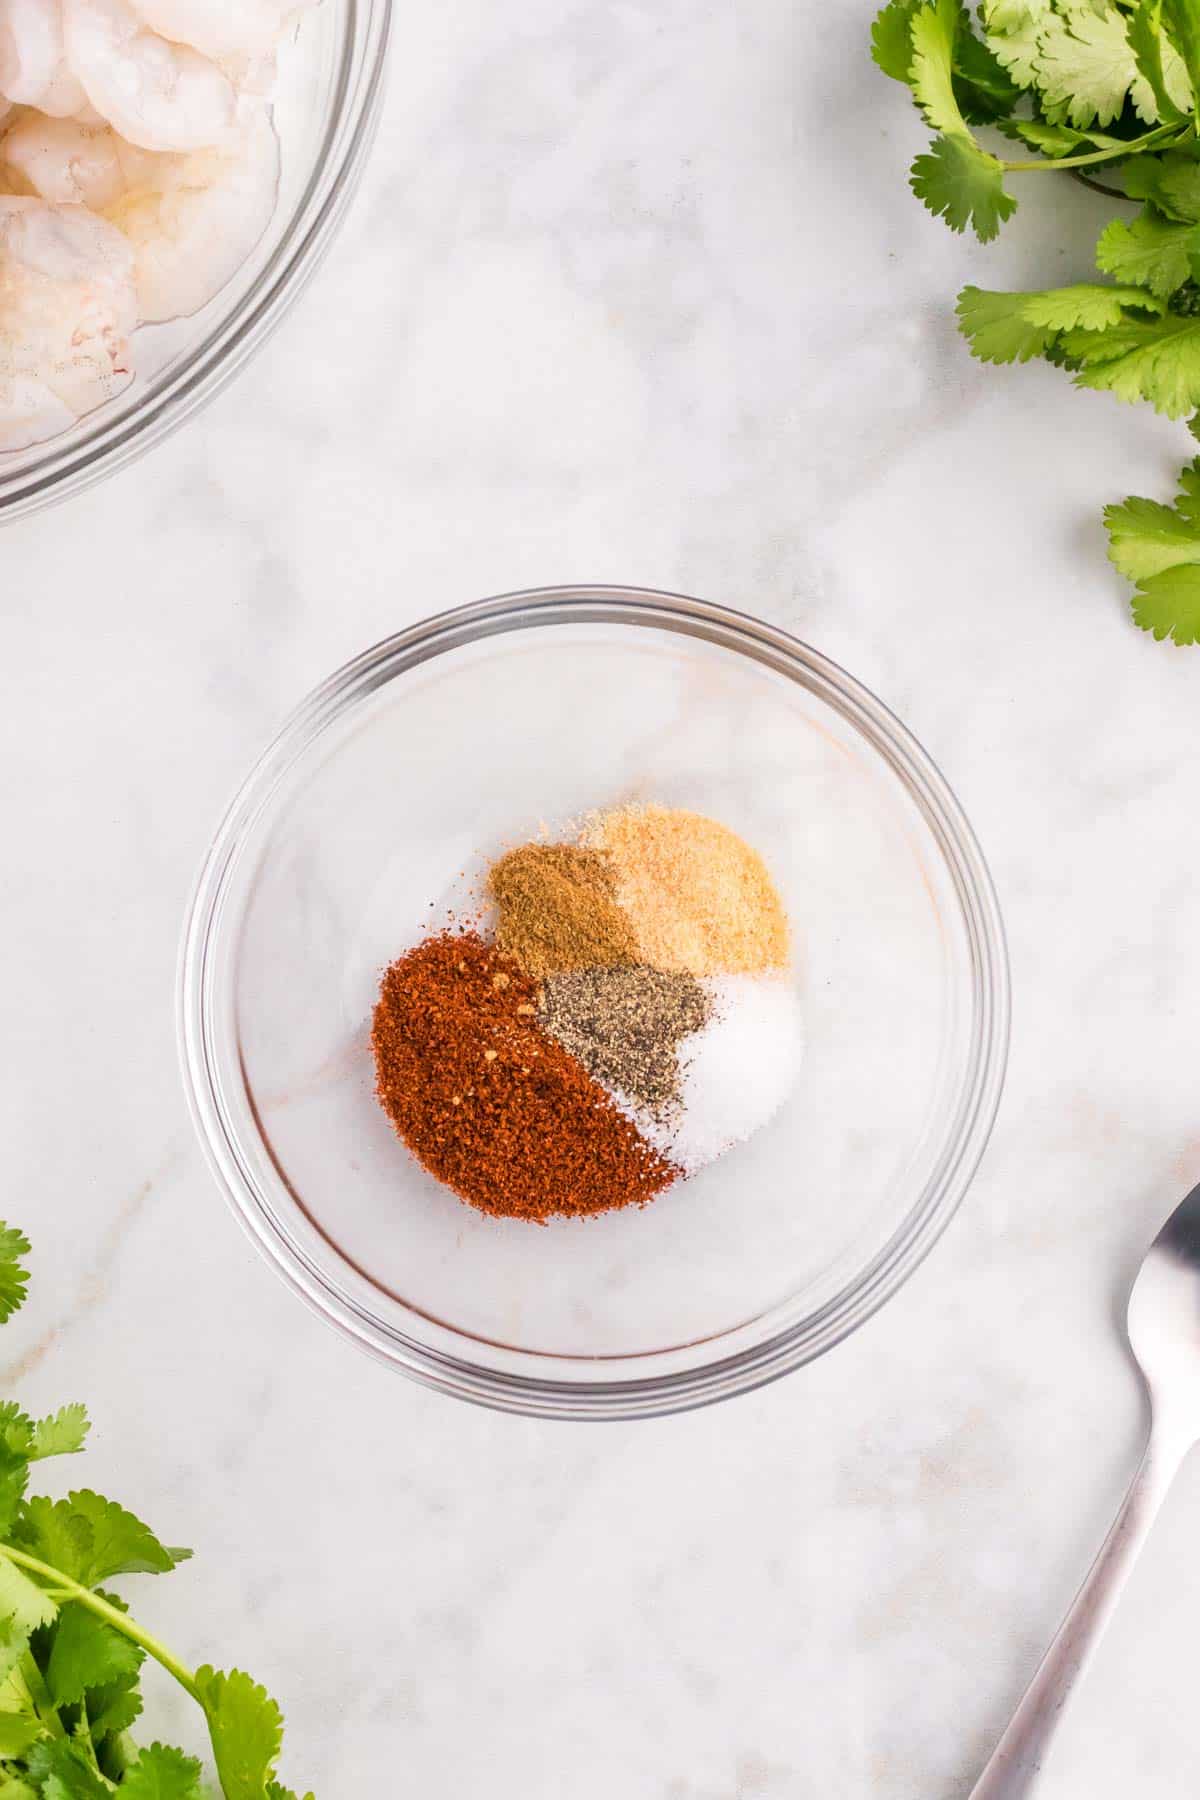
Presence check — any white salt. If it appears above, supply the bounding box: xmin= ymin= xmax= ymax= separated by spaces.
xmin=644 ymin=973 xmax=803 ymax=1175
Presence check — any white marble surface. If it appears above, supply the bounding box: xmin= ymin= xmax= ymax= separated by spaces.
xmin=4 ymin=1 xmax=1200 ymax=1794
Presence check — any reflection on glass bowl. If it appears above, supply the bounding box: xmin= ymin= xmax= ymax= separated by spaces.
xmin=179 ymin=587 xmax=1010 ymax=1420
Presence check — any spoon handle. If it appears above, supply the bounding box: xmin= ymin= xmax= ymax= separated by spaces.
xmin=968 ymin=1426 xmax=1181 ymax=1799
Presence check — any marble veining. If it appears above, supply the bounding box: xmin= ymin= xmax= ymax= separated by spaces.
xmin=3 ymin=0 xmax=1200 ymax=1794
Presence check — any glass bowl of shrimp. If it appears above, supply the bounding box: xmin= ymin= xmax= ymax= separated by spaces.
xmin=0 ymin=0 xmax=391 ymax=521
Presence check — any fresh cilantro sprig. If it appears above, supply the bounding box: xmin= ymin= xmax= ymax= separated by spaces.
xmin=1105 ymin=437 xmax=1200 ymax=639
xmin=873 ymin=0 xmax=1200 ymax=643
xmin=0 ymin=1226 xmax=312 ymax=1800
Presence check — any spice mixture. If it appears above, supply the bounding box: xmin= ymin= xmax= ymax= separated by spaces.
xmin=586 ymin=804 xmax=790 ymax=976
xmin=539 ymin=966 xmax=711 ymax=1123
xmin=488 ymin=843 xmax=637 ymax=980
xmin=371 ymin=803 xmax=799 ymax=1223
xmin=371 ymin=931 xmax=679 ymax=1221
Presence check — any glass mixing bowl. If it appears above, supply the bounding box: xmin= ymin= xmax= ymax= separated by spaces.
xmin=0 ymin=0 xmax=390 ymax=522
xmin=179 ymin=588 xmax=1010 ymax=1419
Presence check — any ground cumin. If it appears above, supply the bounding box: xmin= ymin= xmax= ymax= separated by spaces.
xmin=487 ymin=843 xmax=637 ymax=981
xmin=371 ymin=930 xmax=680 ymax=1221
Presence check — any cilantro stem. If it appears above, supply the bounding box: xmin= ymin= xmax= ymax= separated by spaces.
xmin=0 ymin=1546 xmax=201 ymax=1705
xmin=75 ymin=1708 xmax=112 ymax=1789
xmin=1071 ymin=169 xmax=1128 ymax=199
xmin=1002 ymin=124 xmax=1184 ymax=172
xmin=15 ymin=1651 xmax=64 ymax=1739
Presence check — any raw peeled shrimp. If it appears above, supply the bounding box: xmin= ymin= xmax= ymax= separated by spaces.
xmin=129 ymin=0 xmax=313 ymax=60
xmin=0 ymin=109 xmax=127 ymax=206
xmin=0 ymin=0 xmax=88 ymax=117
xmin=107 ymin=104 xmax=279 ymax=321
xmin=37 ymin=57 xmax=88 ymax=116
xmin=0 ymin=0 xmax=61 ymax=104
xmin=0 ymin=194 xmax=137 ymax=449
xmin=62 ymin=0 xmax=236 ymax=153
xmin=1 ymin=0 xmax=310 ymax=454
xmin=2 ymin=105 xmax=280 ymax=319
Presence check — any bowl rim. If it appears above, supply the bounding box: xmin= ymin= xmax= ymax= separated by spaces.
xmin=0 ymin=0 xmax=393 ymax=523
xmin=178 ymin=585 xmax=1011 ymax=1420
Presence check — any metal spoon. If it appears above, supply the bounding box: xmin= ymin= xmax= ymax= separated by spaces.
xmin=970 ymin=1181 xmax=1200 ymax=1798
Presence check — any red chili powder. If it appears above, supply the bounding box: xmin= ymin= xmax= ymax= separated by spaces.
xmin=371 ymin=929 xmax=680 ymax=1221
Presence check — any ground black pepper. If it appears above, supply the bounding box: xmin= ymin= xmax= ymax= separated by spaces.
xmin=538 ymin=965 xmax=711 ymax=1122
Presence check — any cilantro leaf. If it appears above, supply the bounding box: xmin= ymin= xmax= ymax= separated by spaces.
xmin=85 ymin=1675 xmax=143 ymax=1745
xmin=911 ymin=134 xmax=1017 ymax=238
xmin=1025 ymin=283 xmax=1168 ymax=327
xmin=1034 ymin=4 xmax=1148 ymax=126
xmin=0 ymin=1560 xmax=57 ymax=1639
xmin=1162 ymin=0 xmax=1200 ymax=108
xmin=1109 ymin=490 xmax=1200 ymax=575
xmin=953 ymin=22 xmax=1023 ymax=120
xmin=0 ymin=1714 xmax=41 ymax=1760
xmin=1005 ymin=116 xmax=1125 ymax=154
xmin=0 ymin=1662 xmax=28 ymax=1710
xmin=983 ymin=0 xmax=1050 ymax=85
xmin=0 ymin=1230 xmax=30 ymax=1327
xmin=10 ymin=1503 xmax=91 ymax=1587
xmin=1106 ymin=458 xmax=1200 ymax=639
xmin=1129 ymin=0 xmax=1192 ymax=120
xmin=879 ymin=2 xmax=1020 ymax=230
xmin=910 ymin=0 xmax=972 ymax=134
xmin=194 ymin=1667 xmax=284 ymax=1800
xmin=1004 ymin=116 xmax=1085 ymax=154
xmin=28 ymin=1409 xmax=89 ymax=1465
xmin=45 ymin=1602 xmax=143 ymax=1708
xmin=872 ymin=0 xmax=921 ymax=80
xmin=1125 ymin=156 xmax=1166 ymax=203
xmin=0 ymin=1223 xmax=312 ymax=1799
xmin=14 ymin=1494 xmax=189 ymax=1588
xmin=899 ymin=1 xmax=1019 ymax=239
xmin=984 ymin=0 xmax=1043 ymax=22
xmin=1115 ymin=457 xmax=1200 ymax=640
xmin=876 ymin=0 xmax=1020 ymax=130
xmin=0 ymin=1446 xmax=29 ymax=1543
xmin=0 ymin=1617 xmax=33 ymax=1688
xmin=1124 ymin=150 xmax=1200 ymax=221
xmin=1067 ymin=310 xmax=1200 ymax=411
xmin=957 ymin=286 xmax=1056 ymax=360
xmin=0 ymin=1409 xmax=33 ymax=1461
xmin=23 ymin=1740 xmax=109 ymax=1800
xmin=1096 ymin=210 xmax=1199 ymax=295
xmin=65 ymin=1493 xmax=188 ymax=1583
xmin=119 ymin=1744 xmax=205 ymax=1800
xmin=1125 ymin=556 xmax=1200 ymax=637
xmin=956 ymin=281 xmax=1163 ymax=362
xmin=1152 ymin=158 xmax=1200 ymax=222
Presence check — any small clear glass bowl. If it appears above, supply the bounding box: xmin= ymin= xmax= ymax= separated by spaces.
xmin=0 ymin=0 xmax=390 ymax=522
xmin=179 ymin=588 xmax=1010 ymax=1419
